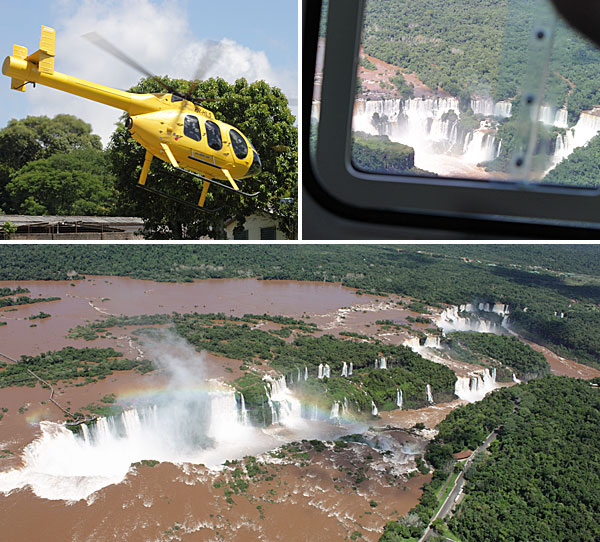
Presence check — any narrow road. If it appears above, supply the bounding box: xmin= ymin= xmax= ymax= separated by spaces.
xmin=419 ymin=430 xmax=498 ymax=542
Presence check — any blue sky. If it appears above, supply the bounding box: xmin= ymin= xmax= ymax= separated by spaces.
xmin=0 ymin=0 xmax=298 ymax=145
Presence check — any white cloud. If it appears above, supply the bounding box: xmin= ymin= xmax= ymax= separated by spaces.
xmin=27 ymin=0 xmax=295 ymax=146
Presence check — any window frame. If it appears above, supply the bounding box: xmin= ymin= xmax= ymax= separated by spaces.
xmin=308 ymin=0 xmax=600 ymax=230
xmin=205 ymin=120 xmax=223 ymax=151
xmin=183 ymin=115 xmax=202 ymax=142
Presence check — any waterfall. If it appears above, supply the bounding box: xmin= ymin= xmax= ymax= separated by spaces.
xmin=238 ymin=392 xmax=248 ymax=425
xmin=548 ymin=108 xmax=600 ymax=172
xmin=454 ymin=368 xmax=499 ymax=402
xmin=396 ymin=389 xmax=403 ymax=409
xmin=318 ymin=363 xmax=324 ymax=379
xmin=424 ymin=335 xmax=441 ymax=349
xmin=263 ymin=375 xmax=303 ymax=427
xmin=324 ymin=364 xmax=331 ymax=378
xmin=435 ymin=304 xmax=510 ymax=335
xmin=403 ymin=336 xmax=421 ymax=351
xmin=470 ymin=97 xmax=512 ymax=119
xmin=342 ymin=397 xmax=350 ymax=417
xmin=348 ymin=362 xmax=353 ymax=376
xmin=379 ymin=357 xmax=387 ymax=369
xmin=513 ymin=373 xmax=521 ymax=383
xmin=426 ymin=384 xmax=433 ymax=404
xmin=330 ymin=401 xmax=340 ymax=420
xmin=374 ymin=358 xmax=379 ymax=369
xmin=371 ymin=401 xmax=379 ymax=416
xmin=304 ymin=366 xmax=308 ymax=381
xmin=341 ymin=362 xmax=348 ymax=377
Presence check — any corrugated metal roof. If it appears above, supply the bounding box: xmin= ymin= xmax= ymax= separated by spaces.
xmin=0 ymin=215 xmax=143 ymax=226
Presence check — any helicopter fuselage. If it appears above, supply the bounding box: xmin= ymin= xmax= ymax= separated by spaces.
xmin=2 ymin=30 xmax=261 ymax=183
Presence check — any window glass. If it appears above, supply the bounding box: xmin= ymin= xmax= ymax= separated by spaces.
xmin=233 ymin=229 xmax=249 ymax=240
xmin=260 ymin=226 xmax=276 ymax=240
xmin=337 ymin=0 xmax=600 ymax=188
xmin=183 ymin=115 xmax=201 ymax=142
xmin=206 ymin=120 xmax=223 ymax=151
xmin=171 ymin=94 xmax=183 ymax=102
xmin=230 ymin=129 xmax=249 ymax=159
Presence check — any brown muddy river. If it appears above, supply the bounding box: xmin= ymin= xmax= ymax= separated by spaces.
xmin=0 ymin=276 xmax=598 ymax=541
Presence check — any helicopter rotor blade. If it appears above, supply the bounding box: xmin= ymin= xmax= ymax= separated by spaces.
xmin=82 ymin=32 xmax=177 ymax=96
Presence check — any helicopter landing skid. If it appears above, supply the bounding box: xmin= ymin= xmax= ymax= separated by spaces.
xmin=136 ymin=183 xmax=222 ymax=213
xmin=177 ymin=165 xmax=260 ymax=198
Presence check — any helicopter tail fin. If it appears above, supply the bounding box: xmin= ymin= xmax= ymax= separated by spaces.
xmin=9 ymin=45 xmax=28 ymax=92
xmin=24 ymin=25 xmax=55 ymax=75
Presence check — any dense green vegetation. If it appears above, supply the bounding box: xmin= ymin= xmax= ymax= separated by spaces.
xmin=0 ymin=346 xmax=152 ymax=387
xmin=1 ymin=245 xmax=600 ymax=367
xmin=446 ymin=332 xmax=550 ymax=380
xmin=0 ymin=295 xmax=60 ymax=308
xmin=171 ymin=313 xmax=456 ymax=424
xmin=0 ymin=287 xmax=29 ymax=296
xmin=353 ymin=132 xmax=415 ymax=173
xmin=381 ymin=377 xmax=600 ymax=541
xmin=360 ymin=0 xmax=600 ymax=114
xmin=543 ymin=134 xmax=600 ymax=187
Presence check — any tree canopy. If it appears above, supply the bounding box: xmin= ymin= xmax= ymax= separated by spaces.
xmin=0 ymin=115 xmax=102 ymax=211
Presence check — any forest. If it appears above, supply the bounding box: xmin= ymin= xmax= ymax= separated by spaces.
xmin=0 ymin=74 xmax=297 ymax=240
xmin=445 ymin=332 xmax=551 ymax=380
xmin=360 ymin=0 xmax=600 ymax=115
xmin=381 ymin=377 xmax=600 ymax=541
xmin=1 ymin=245 xmax=599 ymax=368
xmin=0 ymin=346 xmax=151 ymax=388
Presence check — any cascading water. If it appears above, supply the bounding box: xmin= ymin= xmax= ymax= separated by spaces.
xmin=0 ymin=385 xmax=254 ymax=501
xmin=379 ymin=357 xmax=387 ymax=369
xmin=330 ymin=401 xmax=340 ymax=420
xmin=435 ymin=304 xmax=510 ymax=335
xmin=324 ymin=364 xmax=331 ymax=378
xmin=424 ymin=335 xmax=441 ymax=349
xmin=548 ymin=109 xmax=600 ymax=172
xmin=318 ymin=363 xmax=324 ymax=379
xmin=353 ymin=96 xmax=502 ymax=174
xmin=396 ymin=389 xmax=403 ymax=409
xmin=454 ymin=368 xmax=498 ymax=402
xmin=348 ymin=362 xmax=353 ymax=376
xmin=426 ymin=384 xmax=434 ymax=404
xmin=263 ymin=375 xmax=303 ymax=428
xmin=371 ymin=401 xmax=379 ymax=416
xmin=341 ymin=362 xmax=348 ymax=377
xmin=304 ymin=366 xmax=308 ymax=381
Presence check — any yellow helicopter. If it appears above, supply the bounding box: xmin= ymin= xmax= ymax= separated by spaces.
xmin=2 ymin=26 xmax=261 ymax=212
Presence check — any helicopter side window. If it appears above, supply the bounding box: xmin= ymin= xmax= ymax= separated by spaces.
xmin=184 ymin=115 xmax=201 ymax=142
xmin=171 ymin=94 xmax=183 ymax=103
xmin=205 ymin=120 xmax=223 ymax=151
xmin=229 ymin=129 xmax=248 ymax=159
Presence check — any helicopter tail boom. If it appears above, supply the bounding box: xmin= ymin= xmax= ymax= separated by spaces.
xmin=2 ymin=25 xmax=162 ymax=116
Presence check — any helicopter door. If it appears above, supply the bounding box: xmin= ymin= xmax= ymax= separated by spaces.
xmin=204 ymin=120 xmax=229 ymax=168
xmin=229 ymin=128 xmax=249 ymax=166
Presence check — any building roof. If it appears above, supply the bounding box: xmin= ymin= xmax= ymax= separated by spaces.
xmin=1 ymin=215 xmax=143 ymax=232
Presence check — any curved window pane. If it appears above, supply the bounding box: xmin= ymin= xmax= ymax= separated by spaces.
xmin=183 ymin=115 xmax=201 ymax=142
xmin=230 ymin=129 xmax=249 ymax=159
xmin=206 ymin=120 xmax=223 ymax=151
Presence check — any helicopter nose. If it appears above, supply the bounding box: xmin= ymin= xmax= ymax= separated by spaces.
xmin=247 ymin=150 xmax=262 ymax=177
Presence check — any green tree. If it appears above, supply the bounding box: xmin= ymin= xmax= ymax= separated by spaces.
xmin=0 ymin=114 xmax=103 ymax=210
xmin=5 ymin=148 xmax=117 ymax=215
xmin=108 ymin=76 xmax=297 ymax=239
